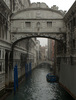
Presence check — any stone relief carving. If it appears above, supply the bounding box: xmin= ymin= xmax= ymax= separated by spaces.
xmin=12 ymin=32 xmax=64 ymax=43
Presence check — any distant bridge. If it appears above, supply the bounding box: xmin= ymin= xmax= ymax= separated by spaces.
xmin=38 ymin=60 xmax=54 ymax=66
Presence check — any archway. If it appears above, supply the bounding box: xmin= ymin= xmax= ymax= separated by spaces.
xmin=11 ymin=36 xmax=65 ymax=69
xmin=5 ymin=51 xmax=9 ymax=86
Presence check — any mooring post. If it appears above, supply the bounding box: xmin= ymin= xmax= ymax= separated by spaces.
xmin=29 ymin=62 xmax=31 ymax=74
xmin=16 ymin=64 xmax=18 ymax=89
xmin=14 ymin=67 xmax=16 ymax=94
xmin=14 ymin=65 xmax=19 ymax=94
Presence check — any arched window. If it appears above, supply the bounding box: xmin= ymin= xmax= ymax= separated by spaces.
xmin=37 ymin=22 xmax=40 ymax=28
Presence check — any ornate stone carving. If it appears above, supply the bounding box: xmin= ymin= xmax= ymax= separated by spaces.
xmin=12 ymin=32 xmax=65 ymax=43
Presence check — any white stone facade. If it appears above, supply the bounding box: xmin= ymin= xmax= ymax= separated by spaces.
xmin=0 ymin=0 xmax=36 ymax=93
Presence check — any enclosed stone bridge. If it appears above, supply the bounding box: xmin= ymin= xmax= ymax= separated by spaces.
xmin=10 ymin=3 xmax=66 ymax=68
xmin=11 ymin=5 xmax=66 ymax=45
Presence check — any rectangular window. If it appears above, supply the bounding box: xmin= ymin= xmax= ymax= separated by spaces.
xmin=25 ymin=22 xmax=31 ymax=28
xmin=0 ymin=62 xmax=2 ymax=72
xmin=47 ymin=22 xmax=52 ymax=28
xmin=2 ymin=26 xmax=4 ymax=39
xmin=5 ymin=26 xmax=7 ymax=40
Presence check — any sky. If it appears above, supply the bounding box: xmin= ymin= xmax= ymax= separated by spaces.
xmin=37 ymin=38 xmax=47 ymax=46
xmin=31 ymin=0 xmax=75 ymax=46
xmin=31 ymin=0 xmax=75 ymax=11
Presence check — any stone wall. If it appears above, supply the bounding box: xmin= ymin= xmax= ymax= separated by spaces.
xmin=59 ymin=59 xmax=76 ymax=99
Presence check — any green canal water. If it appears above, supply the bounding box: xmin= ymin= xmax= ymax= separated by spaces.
xmin=5 ymin=64 xmax=74 ymax=100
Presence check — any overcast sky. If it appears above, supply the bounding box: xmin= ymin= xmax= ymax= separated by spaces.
xmin=31 ymin=0 xmax=75 ymax=11
xmin=31 ymin=0 xmax=75 ymax=46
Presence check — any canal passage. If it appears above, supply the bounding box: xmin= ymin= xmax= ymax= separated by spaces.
xmin=5 ymin=64 xmax=74 ymax=100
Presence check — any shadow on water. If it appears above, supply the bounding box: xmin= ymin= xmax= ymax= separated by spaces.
xmin=5 ymin=64 xmax=74 ymax=100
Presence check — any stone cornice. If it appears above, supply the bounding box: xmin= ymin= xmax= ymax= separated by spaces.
xmin=11 ymin=32 xmax=65 ymax=34
xmin=11 ymin=18 xmax=63 ymax=20
xmin=0 ymin=39 xmax=11 ymax=45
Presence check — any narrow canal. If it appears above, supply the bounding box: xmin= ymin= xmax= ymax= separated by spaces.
xmin=5 ymin=64 xmax=74 ymax=100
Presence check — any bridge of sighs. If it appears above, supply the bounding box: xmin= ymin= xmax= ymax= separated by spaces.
xmin=10 ymin=4 xmax=66 ymax=70
xmin=11 ymin=7 xmax=66 ymax=44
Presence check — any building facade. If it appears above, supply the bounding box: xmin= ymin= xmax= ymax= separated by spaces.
xmin=36 ymin=40 xmax=40 ymax=64
xmin=48 ymin=39 xmax=55 ymax=61
xmin=0 ymin=0 xmax=37 ymax=96
xmin=40 ymin=46 xmax=47 ymax=61
xmin=55 ymin=1 xmax=76 ymax=99
xmin=0 ymin=0 xmax=11 ymax=94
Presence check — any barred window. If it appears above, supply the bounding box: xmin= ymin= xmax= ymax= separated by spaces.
xmin=25 ymin=22 xmax=31 ymax=28
xmin=47 ymin=22 xmax=52 ymax=28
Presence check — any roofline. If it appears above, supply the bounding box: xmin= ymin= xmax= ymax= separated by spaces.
xmin=64 ymin=1 xmax=76 ymax=21
xmin=11 ymin=8 xmax=64 ymax=18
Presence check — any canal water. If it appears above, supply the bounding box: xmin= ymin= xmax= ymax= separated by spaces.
xmin=5 ymin=64 xmax=74 ymax=100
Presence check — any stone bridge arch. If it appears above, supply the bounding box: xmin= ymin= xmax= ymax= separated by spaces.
xmin=11 ymin=8 xmax=66 ymax=44
xmin=38 ymin=60 xmax=53 ymax=66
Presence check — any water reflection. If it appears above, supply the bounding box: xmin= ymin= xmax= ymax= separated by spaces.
xmin=5 ymin=64 xmax=74 ymax=100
